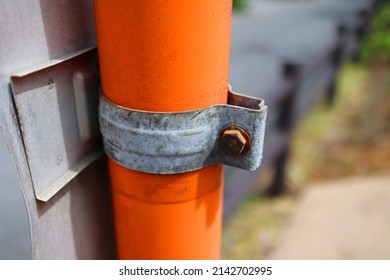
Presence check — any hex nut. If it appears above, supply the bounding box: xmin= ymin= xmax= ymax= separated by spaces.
xmin=219 ymin=126 xmax=251 ymax=156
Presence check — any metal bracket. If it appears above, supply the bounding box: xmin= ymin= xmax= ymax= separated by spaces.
xmin=10 ymin=48 xmax=103 ymax=202
xmin=99 ymin=88 xmax=267 ymax=174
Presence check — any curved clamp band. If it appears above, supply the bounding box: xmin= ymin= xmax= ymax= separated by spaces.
xmin=99 ymin=87 xmax=267 ymax=174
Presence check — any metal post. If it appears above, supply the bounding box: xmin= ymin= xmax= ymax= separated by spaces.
xmin=94 ymin=1 xmax=232 ymax=259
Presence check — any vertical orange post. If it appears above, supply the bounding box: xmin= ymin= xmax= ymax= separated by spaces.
xmin=94 ymin=1 xmax=232 ymax=259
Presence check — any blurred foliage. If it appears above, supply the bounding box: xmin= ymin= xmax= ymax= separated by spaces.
xmin=360 ymin=3 xmax=390 ymax=63
xmin=233 ymin=0 xmax=247 ymax=11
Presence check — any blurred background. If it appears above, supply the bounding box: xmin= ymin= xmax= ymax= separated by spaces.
xmin=223 ymin=0 xmax=390 ymax=259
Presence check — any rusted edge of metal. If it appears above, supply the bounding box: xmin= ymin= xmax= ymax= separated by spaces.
xmin=99 ymin=87 xmax=267 ymax=174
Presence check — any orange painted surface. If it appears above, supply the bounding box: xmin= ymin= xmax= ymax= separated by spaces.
xmin=94 ymin=0 xmax=232 ymax=259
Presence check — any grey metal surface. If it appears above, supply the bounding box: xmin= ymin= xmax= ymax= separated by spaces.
xmin=0 ymin=0 xmax=115 ymax=259
xmin=100 ymin=89 xmax=267 ymax=174
xmin=0 ymin=129 xmax=32 ymax=259
xmin=0 ymin=0 xmax=96 ymax=76
xmin=10 ymin=48 xmax=103 ymax=202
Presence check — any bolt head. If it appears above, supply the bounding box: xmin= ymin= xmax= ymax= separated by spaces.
xmin=219 ymin=126 xmax=251 ymax=156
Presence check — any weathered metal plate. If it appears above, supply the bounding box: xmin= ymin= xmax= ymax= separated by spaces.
xmin=0 ymin=0 xmax=115 ymax=259
xmin=0 ymin=120 xmax=32 ymax=259
xmin=10 ymin=49 xmax=103 ymax=202
xmin=100 ymin=89 xmax=267 ymax=174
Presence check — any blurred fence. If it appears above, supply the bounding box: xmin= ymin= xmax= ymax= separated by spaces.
xmin=224 ymin=0 xmax=383 ymax=219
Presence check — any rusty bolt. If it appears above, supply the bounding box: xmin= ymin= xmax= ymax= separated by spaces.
xmin=219 ymin=125 xmax=251 ymax=156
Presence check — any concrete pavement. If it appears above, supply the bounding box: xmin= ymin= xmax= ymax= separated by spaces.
xmin=271 ymin=175 xmax=390 ymax=259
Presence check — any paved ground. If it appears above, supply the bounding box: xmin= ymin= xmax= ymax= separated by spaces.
xmin=271 ymin=175 xmax=390 ymax=259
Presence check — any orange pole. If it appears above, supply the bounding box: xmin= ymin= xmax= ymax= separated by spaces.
xmin=94 ymin=1 xmax=232 ymax=259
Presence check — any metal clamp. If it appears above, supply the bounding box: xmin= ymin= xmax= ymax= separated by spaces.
xmin=99 ymin=87 xmax=267 ymax=174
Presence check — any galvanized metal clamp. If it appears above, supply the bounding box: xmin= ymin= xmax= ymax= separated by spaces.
xmin=99 ymin=87 xmax=267 ymax=174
